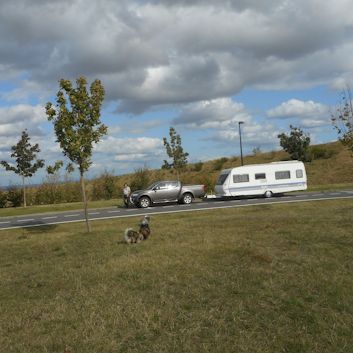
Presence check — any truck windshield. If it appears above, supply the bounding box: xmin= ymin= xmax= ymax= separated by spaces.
xmin=216 ymin=172 xmax=230 ymax=185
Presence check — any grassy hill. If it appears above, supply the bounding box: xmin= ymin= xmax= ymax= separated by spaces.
xmin=125 ymin=141 xmax=352 ymax=192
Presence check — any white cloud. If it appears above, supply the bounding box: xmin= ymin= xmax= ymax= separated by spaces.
xmin=96 ymin=136 xmax=164 ymax=162
xmin=173 ymin=98 xmax=250 ymax=129
xmin=0 ymin=104 xmax=47 ymax=139
xmin=267 ymin=99 xmax=328 ymax=119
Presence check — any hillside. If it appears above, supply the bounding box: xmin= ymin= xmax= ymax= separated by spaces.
xmin=122 ymin=141 xmax=352 ymax=192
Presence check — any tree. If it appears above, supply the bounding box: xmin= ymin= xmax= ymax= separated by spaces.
xmin=46 ymin=76 xmax=107 ymax=232
xmin=162 ymin=127 xmax=189 ymax=179
xmin=277 ymin=125 xmax=311 ymax=161
xmin=1 ymin=130 xmax=44 ymax=207
xmin=331 ymin=87 xmax=353 ymax=156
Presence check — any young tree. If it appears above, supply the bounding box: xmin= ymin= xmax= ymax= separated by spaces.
xmin=277 ymin=125 xmax=311 ymax=161
xmin=0 ymin=130 xmax=44 ymax=207
xmin=162 ymin=127 xmax=189 ymax=180
xmin=331 ymin=87 xmax=353 ymax=156
xmin=46 ymin=76 xmax=107 ymax=232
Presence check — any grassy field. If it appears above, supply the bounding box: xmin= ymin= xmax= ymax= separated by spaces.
xmin=1 ymin=199 xmax=353 ymax=353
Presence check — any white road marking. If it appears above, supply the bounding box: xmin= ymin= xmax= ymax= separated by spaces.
xmin=88 ymin=212 xmax=100 ymax=215
xmin=108 ymin=210 xmax=120 ymax=214
xmin=64 ymin=214 xmax=80 ymax=218
xmin=42 ymin=216 xmax=58 ymax=220
xmin=17 ymin=219 xmax=35 ymax=222
xmin=0 ymin=221 xmax=10 ymax=224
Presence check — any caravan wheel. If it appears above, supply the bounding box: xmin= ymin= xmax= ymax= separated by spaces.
xmin=264 ymin=190 xmax=273 ymax=198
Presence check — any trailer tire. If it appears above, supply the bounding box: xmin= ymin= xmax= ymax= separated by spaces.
xmin=264 ymin=190 xmax=273 ymax=198
xmin=181 ymin=193 xmax=193 ymax=205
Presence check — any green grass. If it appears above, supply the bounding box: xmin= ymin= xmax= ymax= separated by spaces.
xmin=1 ymin=199 xmax=353 ymax=352
xmin=0 ymin=198 xmax=123 ymax=217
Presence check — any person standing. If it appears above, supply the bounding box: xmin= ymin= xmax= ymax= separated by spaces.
xmin=123 ymin=183 xmax=131 ymax=208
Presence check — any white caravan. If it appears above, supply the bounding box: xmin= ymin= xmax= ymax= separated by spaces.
xmin=215 ymin=161 xmax=307 ymax=198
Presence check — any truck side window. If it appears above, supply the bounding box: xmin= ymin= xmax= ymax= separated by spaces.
xmin=296 ymin=169 xmax=303 ymax=178
xmin=233 ymin=174 xmax=249 ymax=183
xmin=255 ymin=173 xmax=266 ymax=180
xmin=156 ymin=182 xmax=168 ymax=190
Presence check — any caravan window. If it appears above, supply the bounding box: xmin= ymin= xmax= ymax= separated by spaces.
xmin=233 ymin=174 xmax=249 ymax=183
xmin=216 ymin=172 xmax=230 ymax=185
xmin=255 ymin=173 xmax=266 ymax=180
xmin=275 ymin=171 xmax=291 ymax=180
xmin=296 ymin=169 xmax=304 ymax=178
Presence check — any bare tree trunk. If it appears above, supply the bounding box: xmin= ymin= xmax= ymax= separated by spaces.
xmin=22 ymin=176 xmax=26 ymax=208
xmin=80 ymin=173 xmax=91 ymax=233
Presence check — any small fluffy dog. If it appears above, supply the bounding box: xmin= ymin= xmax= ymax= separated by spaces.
xmin=124 ymin=215 xmax=151 ymax=244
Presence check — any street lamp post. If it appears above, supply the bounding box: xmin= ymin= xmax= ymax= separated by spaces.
xmin=238 ymin=121 xmax=244 ymax=166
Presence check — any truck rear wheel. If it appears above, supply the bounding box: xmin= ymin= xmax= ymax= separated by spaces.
xmin=182 ymin=193 xmax=193 ymax=204
xmin=139 ymin=196 xmax=151 ymax=208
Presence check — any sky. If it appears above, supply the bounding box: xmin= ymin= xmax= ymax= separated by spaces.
xmin=1 ymin=0 xmax=353 ymax=186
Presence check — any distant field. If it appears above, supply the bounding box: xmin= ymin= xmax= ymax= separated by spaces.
xmin=1 ymin=199 xmax=353 ymax=353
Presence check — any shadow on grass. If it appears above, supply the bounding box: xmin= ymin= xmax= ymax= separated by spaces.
xmin=23 ymin=223 xmax=58 ymax=234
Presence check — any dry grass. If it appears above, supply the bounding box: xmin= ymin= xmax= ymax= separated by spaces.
xmin=1 ymin=199 xmax=353 ymax=352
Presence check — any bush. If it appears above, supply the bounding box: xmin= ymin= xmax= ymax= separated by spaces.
xmin=213 ymin=157 xmax=228 ymax=171
xmin=310 ymin=146 xmax=337 ymax=160
xmin=193 ymin=161 xmax=204 ymax=172
xmin=7 ymin=187 xmax=22 ymax=207
xmin=0 ymin=190 xmax=7 ymax=208
xmin=130 ymin=167 xmax=151 ymax=191
xmin=92 ymin=170 xmax=117 ymax=200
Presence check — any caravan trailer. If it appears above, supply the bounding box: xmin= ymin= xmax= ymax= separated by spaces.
xmin=215 ymin=161 xmax=307 ymax=198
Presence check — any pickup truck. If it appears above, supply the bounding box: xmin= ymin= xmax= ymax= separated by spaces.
xmin=130 ymin=180 xmax=206 ymax=208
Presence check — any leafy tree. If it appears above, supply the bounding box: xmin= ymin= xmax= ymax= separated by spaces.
xmin=331 ymin=87 xmax=353 ymax=156
xmin=277 ymin=125 xmax=311 ymax=161
xmin=162 ymin=127 xmax=189 ymax=179
xmin=46 ymin=76 xmax=107 ymax=232
xmin=0 ymin=130 xmax=44 ymax=207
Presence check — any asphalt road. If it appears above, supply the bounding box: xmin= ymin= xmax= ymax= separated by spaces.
xmin=1 ymin=190 xmax=353 ymax=230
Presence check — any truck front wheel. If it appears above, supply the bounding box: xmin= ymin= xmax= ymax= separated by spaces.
xmin=139 ymin=196 xmax=151 ymax=208
xmin=181 ymin=193 xmax=193 ymax=205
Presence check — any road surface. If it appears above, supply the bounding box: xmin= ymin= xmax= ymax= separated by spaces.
xmin=1 ymin=190 xmax=353 ymax=230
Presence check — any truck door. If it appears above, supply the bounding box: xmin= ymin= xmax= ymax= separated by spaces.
xmin=166 ymin=181 xmax=180 ymax=201
xmin=152 ymin=182 xmax=169 ymax=203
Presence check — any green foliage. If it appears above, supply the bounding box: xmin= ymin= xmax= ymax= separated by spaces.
xmin=193 ymin=161 xmax=204 ymax=172
xmin=278 ymin=125 xmax=311 ymax=161
xmin=331 ymin=87 xmax=353 ymax=156
xmin=252 ymin=146 xmax=262 ymax=156
xmin=0 ymin=130 xmax=44 ymax=178
xmin=46 ymin=76 xmax=107 ymax=231
xmin=46 ymin=76 xmax=107 ymax=176
xmin=130 ymin=167 xmax=151 ymax=191
xmin=46 ymin=160 xmax=63 ymax=175
xmin=310 ymin=146 xmax=336 ymax=160
xmin=6 ymin=187 xmax=23 ymax=207
xmin=213 ymin=157 xmax=228 ymax=171
xmin=0 ymin=190 xmax=7 ymax=208
xmin=162 ymin=127 xmax=189 ymax=178
xmin=0 ymin=130 xmax=44 ymax=207
xmin=92 ymin=170 xmax=116 ymax=200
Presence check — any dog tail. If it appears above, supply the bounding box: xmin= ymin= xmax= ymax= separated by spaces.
xmin=124 ymin=228 xmax=134 ymax=243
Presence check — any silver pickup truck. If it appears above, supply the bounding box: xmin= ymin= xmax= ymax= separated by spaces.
xmin=130 ymin=180 xmax=206 ymax=208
